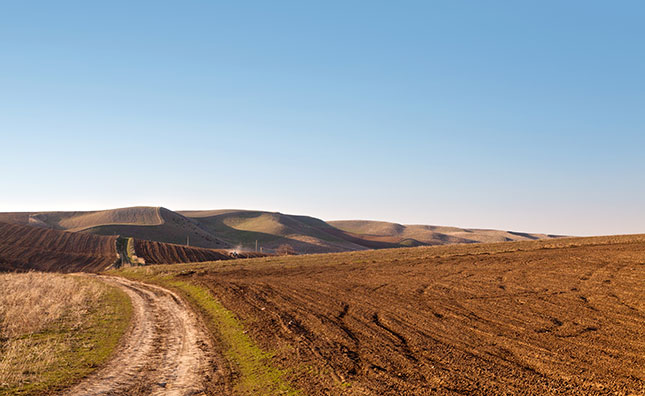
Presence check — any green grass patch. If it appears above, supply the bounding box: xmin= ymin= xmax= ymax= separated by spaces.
xmin=113 ymin=269 xmax=300 ymax=396
xmin=170 ymin=280 xmax=300 ymax=395
xmin=126 ymin=237 xmax=136 ymax=260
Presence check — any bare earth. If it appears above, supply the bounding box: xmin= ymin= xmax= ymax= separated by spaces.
xmin=187 ymin=236 xmax=645 ymax=395
xmin=63 ymin=276 xmax=216 ymax=396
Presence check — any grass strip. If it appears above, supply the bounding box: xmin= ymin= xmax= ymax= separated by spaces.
xmin=114 ymin=269 xmax=300 ymax=395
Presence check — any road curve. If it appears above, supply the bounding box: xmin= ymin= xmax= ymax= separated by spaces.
xmin=63 ymin=275 xmax=215 ymax=396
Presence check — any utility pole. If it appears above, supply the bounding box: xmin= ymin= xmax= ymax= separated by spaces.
xmin=187 ymin=235 xmax=190 ymax=246
xmin=255 ymin=240 xmax=258 ymax=252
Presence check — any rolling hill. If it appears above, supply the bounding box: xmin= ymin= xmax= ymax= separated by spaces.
xmin=177 ymin=210 xmax=371 ymax=253
xmin=0 ymin=207 xmax=231 ymax=249
xmin=0 ymin=207 xmax=562 ymax=254
xmin=329 ymin=220 xmax=558 ymax=246
xmin=0 ymin=222 xmax=119 ymax=272
xmin=0 ymin=219 xmax=260 ymax=272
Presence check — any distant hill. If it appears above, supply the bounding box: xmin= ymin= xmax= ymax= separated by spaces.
xmin=177 ymin=210 xmax=371 ymax=253
xmin=0 ymin=220 xmax=259 ymax=272
xmin=0 ymin=207 xmax=230 ymax=249
xmin=0 ymin=207 xmax=562 ymax=254
xmin=0 ymin=206 xmax=162 ymax=231
xmin=329 ymin=220 xmax=559 ymax=246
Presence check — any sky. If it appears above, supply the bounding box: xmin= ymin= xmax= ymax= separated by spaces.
xmin=1 ymin=1 xmax=644 ymax=236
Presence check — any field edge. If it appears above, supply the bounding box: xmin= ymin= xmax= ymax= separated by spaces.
xmin=111 ymin=269 xmax=301 ymax=396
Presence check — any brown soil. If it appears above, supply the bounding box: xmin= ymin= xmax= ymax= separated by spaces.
xmin=63 ymin=275 xmax=220 ymax=396
xmin=133 ymin=239 xmax=264 ymax=265
xmin=184 ymin=235 xmax=645 ymax=395
xmin=0 ymin=222 xmax=117 ymax=272
xmin=0 ymin=221 xmax=264 ymax=273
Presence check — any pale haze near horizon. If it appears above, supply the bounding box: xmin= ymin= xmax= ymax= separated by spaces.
xmin=1 ymin=1 xmax=643 ymax=236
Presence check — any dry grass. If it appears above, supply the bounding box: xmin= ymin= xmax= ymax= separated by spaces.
xmin=0 ymin=272 xmax=103 ymax=338
xmin=0 ymin=272 xmax=131 ymax=395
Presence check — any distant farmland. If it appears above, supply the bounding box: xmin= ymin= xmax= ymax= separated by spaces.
xmin=0 ymin=206 xmax=562 ymax=254
xmin=0 ymin=222 xmax=118 ymax=272
xmin=120 ymin=235 xmax=645 ymax=395
xmin=0 ymin=222 xmax=253 ymax=272
xmin=133 ymin=238 xmax=263 ymax=265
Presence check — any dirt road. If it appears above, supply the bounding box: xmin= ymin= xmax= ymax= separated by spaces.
xmin=63 ymin=276 xmax=215 ymax=396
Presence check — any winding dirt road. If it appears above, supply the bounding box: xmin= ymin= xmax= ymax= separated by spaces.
xmin=64 ymin=276 xmax=216 ymax=396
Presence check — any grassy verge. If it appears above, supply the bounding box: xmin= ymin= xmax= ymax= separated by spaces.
xmin=0 ymin=273 xmax=132 ymax=396
xmin=113 ymin=268 xmax=300 ymax=396
xmin=126 ymin=238 xmax=136 ymax=260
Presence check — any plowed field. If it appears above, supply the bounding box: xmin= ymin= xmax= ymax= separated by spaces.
xmin=133 ymin=239 xmax=263 ymax=265
xmin=0 ymin=222 xmax=117 ymax=272
xmin=172 ymin=235 xmax=645 ymax=395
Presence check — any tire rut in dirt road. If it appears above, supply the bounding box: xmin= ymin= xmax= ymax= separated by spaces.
xmin=63 ymin=276 xmax=216 ymax=396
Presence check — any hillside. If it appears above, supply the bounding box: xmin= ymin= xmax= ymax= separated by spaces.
xmin=180 ymin=210 xmax=562 ymax=252
xmin=84 ymin=207 xmax=231 ymax=249
xmin=0 ymin=207 xmax=231 ymax=249
xmin=0 ymin=222 xmax=118 ymax=272
xmin=178 ymin=210 xmax=371 ymax=253
xmin=133 ymin=239 xmax=264 ymax=265
xmin=0 ymin=207 xmax=561 ymax=254
xmin=0 ymin=206 xmax=162 ymax=231
xmin=0 ymin=221 xmax=259 ymax=272
xmin=329 ymin=220 xmax=559 ymax=246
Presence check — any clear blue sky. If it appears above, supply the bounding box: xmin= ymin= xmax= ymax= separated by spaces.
xmin=1 ymin=1 xmax=643 ymax=236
